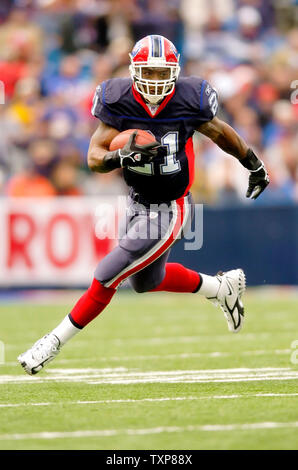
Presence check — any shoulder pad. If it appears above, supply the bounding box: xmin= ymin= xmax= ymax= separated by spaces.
xmin=101 ymin=78 xmax=131 ymax=105
xmin=176 ymin=76 xmax=219 ymax=121
xmin=91 ymin=78 xmax=132 ymax=129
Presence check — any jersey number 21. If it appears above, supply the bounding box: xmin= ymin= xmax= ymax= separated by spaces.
xmin=128 ymin=132 xmax=181 ymax=176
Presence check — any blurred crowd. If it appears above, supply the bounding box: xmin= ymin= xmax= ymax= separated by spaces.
xmin=0 ymin=0 xmax=297 ymax=206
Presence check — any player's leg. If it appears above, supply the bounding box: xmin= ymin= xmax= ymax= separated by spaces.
xmin=90 ymin=195 xmax=245 ymax=332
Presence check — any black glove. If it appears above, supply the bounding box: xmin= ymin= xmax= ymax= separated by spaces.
xmin=119 ymin=131 xmax=160 ymax=167
xmin=103 ymin=131 xmax=160 ymax=170
xmin=241 ymin=149 xmax=270 ymax=200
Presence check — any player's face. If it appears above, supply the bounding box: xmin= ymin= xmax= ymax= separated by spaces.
xmin=141 ymin=67 xmax=171 ymax=96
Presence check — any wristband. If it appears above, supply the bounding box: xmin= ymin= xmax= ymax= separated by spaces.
xmin=102 ymin=150 xmax=121 ymax=171
xmin=240 ymin=149 xmax=262 ymax=172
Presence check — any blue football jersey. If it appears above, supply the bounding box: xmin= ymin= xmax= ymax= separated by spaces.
xmin=92 ymin=77 xmax=218 ymax=202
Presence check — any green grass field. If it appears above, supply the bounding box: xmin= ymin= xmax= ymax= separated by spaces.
xmin=0 ymin=289 xmax=297 ymax=450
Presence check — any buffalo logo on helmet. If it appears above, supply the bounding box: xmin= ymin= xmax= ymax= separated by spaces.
xmin=131 ymin=41 xmax=142 ymax=59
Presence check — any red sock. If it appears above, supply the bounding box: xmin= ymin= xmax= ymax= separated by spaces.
xmin=151 ymin=263 xmax=202 ymax=293
xmin=69 ymin=278 xmax=116 ymax=328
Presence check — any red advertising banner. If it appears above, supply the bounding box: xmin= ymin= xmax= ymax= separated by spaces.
xmin=0 ymin=197 xmax=124 ymax=287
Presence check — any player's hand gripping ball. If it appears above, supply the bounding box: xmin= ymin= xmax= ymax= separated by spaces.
xmin=109 ymin=129 xmax=160 ymax=167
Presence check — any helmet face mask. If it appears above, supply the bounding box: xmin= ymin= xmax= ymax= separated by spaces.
xmin=129 ymin=35 xmax=180 ymax=105
xmin=131 ymin=64 xmax=179 ymax=104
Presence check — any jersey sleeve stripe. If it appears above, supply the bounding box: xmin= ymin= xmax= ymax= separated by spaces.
xmin=91 ymin=93 xmax=98 ymax=116
xmin=101 ymin=81 xmax=107 ymax=106
xmin=200 ymin=80 xmax=207 ymax=110
xmin=104 ymin=196 xmax=189 ymax=289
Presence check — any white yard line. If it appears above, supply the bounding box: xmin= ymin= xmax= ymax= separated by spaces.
xmin=0 ymin=392 xmax=298 ymax=409
xmin=1 ymin=422 xmax=298 ymax=441
xmin=0 ymin=367 xmax=298 ymax=385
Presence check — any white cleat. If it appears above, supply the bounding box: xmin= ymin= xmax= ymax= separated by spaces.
xmin=18 ymin=334 xmax=60 ymax=375
xmin=207 ymin=269 xmax=246 ymax=333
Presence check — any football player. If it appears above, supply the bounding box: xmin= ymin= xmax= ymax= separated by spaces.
xmin=18 ymin=35 xmax=269 ymax=375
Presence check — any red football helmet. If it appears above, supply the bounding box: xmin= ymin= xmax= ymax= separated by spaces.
xmin=129 ymin=35 xmax=180 ymax=105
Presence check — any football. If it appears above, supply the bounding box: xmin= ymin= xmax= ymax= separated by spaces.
xmin=109 ymin=129 xmax=156 ymax=151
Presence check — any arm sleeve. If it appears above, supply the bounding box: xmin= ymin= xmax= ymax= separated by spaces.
xmin=91 ymin=82 xmax=123 ymax=130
